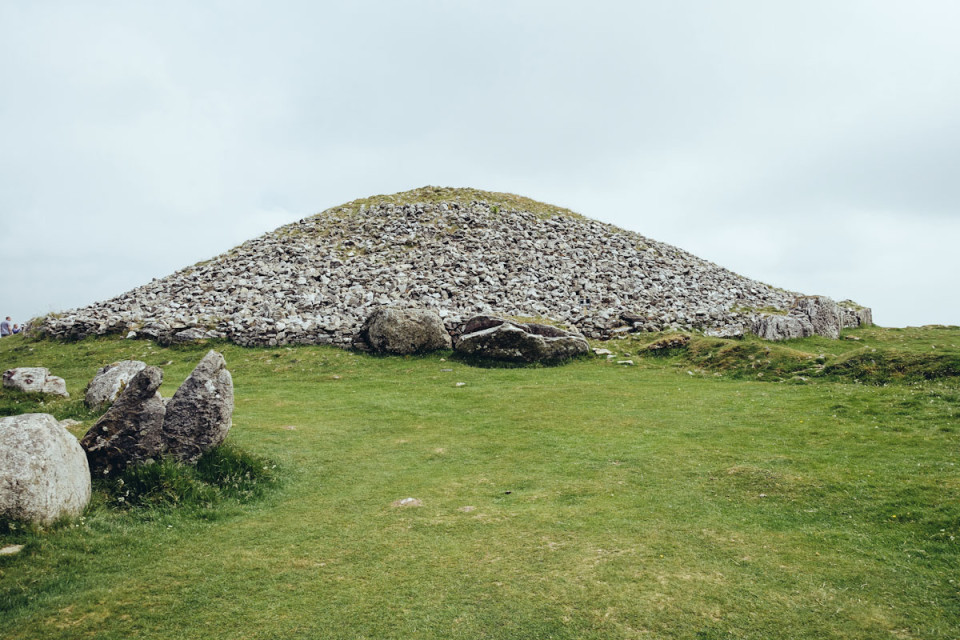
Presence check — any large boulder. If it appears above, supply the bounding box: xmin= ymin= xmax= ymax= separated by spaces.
xmin=0 ymin=413 xmax=91 ymax=524
xmin=80 ymin=366 xmax=166 ymax=475
xmin=752 ymin=295 xmax=861 ymax=341
xmin=359 ymin=307 xmax=452 ymax=354
xmin=2 ymin=367 xmax=69 ymax=397
xmin=171 ymin=327 xmax=210 ymax=344
xmin=85 ymin=360 xmax=147 ymax=410
xmin=794 ymin=296 xmax=843 ymax=339
xmin=454 ymin=317 xmax=589 ymax=363
xmin=839 ymin=300 xmax=873 ymax=328
xmin=751 ymin=314 xmax=814 ymax=341
xmin=162 ymin=350 xmax=234 ymax=463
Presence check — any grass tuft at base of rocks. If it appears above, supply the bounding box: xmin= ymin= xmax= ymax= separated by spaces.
xmin=98 ymin=444 xmax=280 ymax=510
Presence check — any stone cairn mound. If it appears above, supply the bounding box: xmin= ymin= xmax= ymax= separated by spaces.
xmin=37 ymin=187 xmax=871 ymax=345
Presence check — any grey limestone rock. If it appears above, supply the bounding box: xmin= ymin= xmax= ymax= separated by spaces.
xmin=703 ymin=325 xmax=745 ymax=339
xmin=85 ymin=359 xmax=148 ymax=410
xmin=172 ymin=327 xmax=210 ymax=343
xmin=2 ymin=367 xmax=69 ymax=398
xmin=839 ymin=300 xmax=873 ymax=328
xmin=0 ymin=413 xmax=91 ymax=524
xmin=454 ymin=317 xmax=589 ymax=363
xmin=162 ymin=350 xmax=234 ymax=464
xmin=794 ymin=296 xmax=842 ymax=340
xmin=751 ymin=314 xmax=814 ymax=341
xmin=80 ymin=366 xmax=166 ymax=475
xmin=359 ymin=307 xmax=452 ymax=354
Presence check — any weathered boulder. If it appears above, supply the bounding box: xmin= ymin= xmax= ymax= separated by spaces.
xmin=85 ymin=360 xmax=147 ymax=410
xmin=794 ymin=296 xmax=842 ymax=339
xmin=0 ymin=413 xmax=91 ymax=525
xmin=703 ymin=325 xmax=745 ymax=339
xmin=2 ymin=367 xmax=69 ymax=397
xmin=454 ymin=317 xmax=589 ymax=363
xmin=162 ymin=350 xmax=234 ymax=463
xmin=172 ymin=327 xmax=210 ymax=343
xmin=840 ymin=300 xmax=873 ymax=328
xmin=751 ymin=314 xmax=814 ymax=341
xmin=359 ymin=307 xmax=452 ymax=354
xmin=80 ymin=366 xmax=166 ymax=475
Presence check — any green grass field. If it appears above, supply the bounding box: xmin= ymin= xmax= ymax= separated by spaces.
xmin=1 ymin=326 xmax=958 ymax=639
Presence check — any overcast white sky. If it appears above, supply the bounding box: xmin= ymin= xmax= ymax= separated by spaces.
xmin=2 ymin=1 xmax=958 ymax=328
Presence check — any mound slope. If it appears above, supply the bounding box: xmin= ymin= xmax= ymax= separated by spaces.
xmin=40 ymin=187 xmax=870 ymax=346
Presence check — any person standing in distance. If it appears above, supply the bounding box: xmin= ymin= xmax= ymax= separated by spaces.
xmin=0 ymin=317 xmax=11 ymax=337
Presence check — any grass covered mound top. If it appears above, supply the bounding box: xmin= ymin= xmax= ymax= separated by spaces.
xmin=37 ymin=186 xmax=818 ymax=346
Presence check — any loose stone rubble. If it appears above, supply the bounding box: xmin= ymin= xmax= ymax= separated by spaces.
xmin=35 ymin=187 xmax=872 ymax=345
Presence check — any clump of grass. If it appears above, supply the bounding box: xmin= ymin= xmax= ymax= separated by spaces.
xmin=645 ymin=333 xmax=692 ymax=353
xmin=98 ymin=443 xmax=279 ymax=510
xmin=822 ymin=348 xmax=960 ymax=384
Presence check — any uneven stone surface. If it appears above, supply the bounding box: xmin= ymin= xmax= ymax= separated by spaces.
xmin=85 ymin=360 xmax=147 ymax=410
xmin=36 ymin=187 xmax=872 ymax=344
xmin=795 ymin=296 xmax=843 ymax=340
xmin=0 ymin=413 xmax=91 ymax=525
xmin=751 ymin=314 xmax=814 ymax=341
xmin=162 ymin=351 xmax=234 ymax=463
xmin=80 ymin=367 xmax=166 ymax=475
xmin=840 ymin=300 xmax=873 ymax=328
xmin=454 ymin=317 xmax=589 ymax=363
xmin=357 ymin=307 xmax=452 ymax=354
xmin=171 ymin=327 xmax=211 ymax=344
xmin=751 ymin=295 xmax=856 ymax=341
xmin=2 ymin=368 xmax=69 ymax=397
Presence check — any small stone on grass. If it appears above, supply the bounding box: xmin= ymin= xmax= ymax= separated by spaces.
xmin=392 ymin=497 xmax=422 ymax=508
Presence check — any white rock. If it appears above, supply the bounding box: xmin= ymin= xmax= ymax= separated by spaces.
xmin=0 ymin=413 xmax=91 ymax=525
xmin=2 ymin=368 xmax=70 ymax=398
xmin=85 ymin=360 xmax=148 ymax=410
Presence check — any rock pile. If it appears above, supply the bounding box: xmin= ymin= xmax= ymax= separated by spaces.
xmin=37 ymin=187 xmax=872 ymax=345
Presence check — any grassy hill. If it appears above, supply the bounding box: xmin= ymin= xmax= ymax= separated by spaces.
xmin=1 ymin=327 xmax=958 ymax=639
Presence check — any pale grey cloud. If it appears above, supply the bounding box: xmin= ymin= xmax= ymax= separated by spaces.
xmin=2 ymin=0 xmax=958 ymax=327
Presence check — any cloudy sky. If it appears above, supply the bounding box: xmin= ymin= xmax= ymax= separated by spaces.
xmin=2 ymin=1 xmax=958 ymax=328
